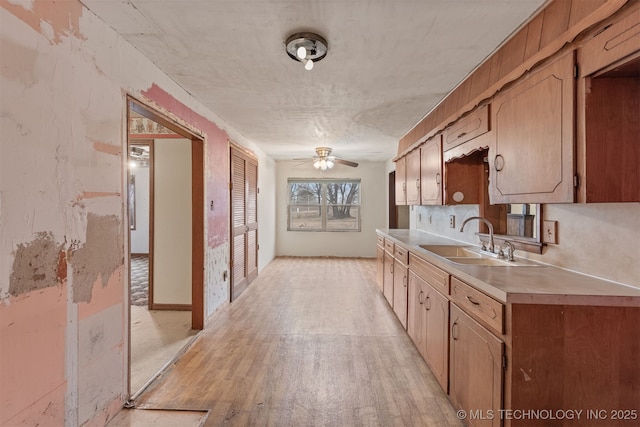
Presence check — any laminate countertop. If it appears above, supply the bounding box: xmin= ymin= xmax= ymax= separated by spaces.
xmin=377 ymin=228 xmax=640 ymax=306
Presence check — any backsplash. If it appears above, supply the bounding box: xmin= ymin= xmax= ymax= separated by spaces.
xmin=411 ymin=203 xmax=640 ymax=288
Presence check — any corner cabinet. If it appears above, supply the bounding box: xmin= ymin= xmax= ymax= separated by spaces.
xmin=489 ymin=52 xmax=576 ymax=204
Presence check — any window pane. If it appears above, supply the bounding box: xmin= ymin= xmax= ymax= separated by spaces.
xmin=289 ymin=206 xmax=322 ymax=230
xmin=290 ymin=182 xmax=322 ymax=205
xmin=326 ymin=206 xmax=359 ymax=230
xmin=325 ymin=182 xmax=359 ymax=205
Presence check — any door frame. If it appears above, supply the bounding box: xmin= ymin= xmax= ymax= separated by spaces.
xmin=126 ymin=96 xmax=205 ymax=328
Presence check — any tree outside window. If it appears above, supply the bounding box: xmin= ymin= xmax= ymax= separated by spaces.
xmin=288 ymin=179 xmax=360 ymax=231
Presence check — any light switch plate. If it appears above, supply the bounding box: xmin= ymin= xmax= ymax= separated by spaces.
xmin=543 ymin=220 xmax=558 ymax=244
xmin=449 ymin=215 xmax=456 ymax=228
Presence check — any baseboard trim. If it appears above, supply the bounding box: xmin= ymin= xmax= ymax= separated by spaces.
xmin=149 ymin=303 xmax=192 ymax=311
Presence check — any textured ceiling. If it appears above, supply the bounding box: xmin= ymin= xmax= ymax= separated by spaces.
xmin=82 ymin=0 xmax=547 ymax=163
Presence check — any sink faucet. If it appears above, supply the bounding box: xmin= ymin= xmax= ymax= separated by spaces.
xmin=499 ymin=240 xmax=516 ymax=261
xmin=460 ymin=216 xmax=495 ymax=253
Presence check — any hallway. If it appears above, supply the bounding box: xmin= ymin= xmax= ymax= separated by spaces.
xmin=131 ymin=257 xmax=463 ymax=426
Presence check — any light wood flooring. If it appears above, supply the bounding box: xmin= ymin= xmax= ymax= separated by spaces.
xmin=133 ymin=257 xmax=462 ymax=426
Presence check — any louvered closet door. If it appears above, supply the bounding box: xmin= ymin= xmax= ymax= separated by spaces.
xmin=230 ymin=147 xmax=258 ymax=301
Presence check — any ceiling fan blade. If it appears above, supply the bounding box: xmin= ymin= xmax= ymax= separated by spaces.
xmin=334 ymin=158 xmax=358 ymax=167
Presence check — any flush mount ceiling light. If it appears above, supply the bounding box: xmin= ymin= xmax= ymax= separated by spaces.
xmin=285 ymin=32 xmax=328 ymax=71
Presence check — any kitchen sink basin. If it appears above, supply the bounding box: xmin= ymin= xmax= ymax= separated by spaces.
xmin=446 ymin=256 xmax=543 ymax=267
xmin=418 ymin=245 xmax=481 ymax=258
xmin=418 ymin=244 xmax=544 ymax=267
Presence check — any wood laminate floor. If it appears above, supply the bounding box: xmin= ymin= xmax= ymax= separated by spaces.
xmin=133 ymin=257 xmax=463 ymax=426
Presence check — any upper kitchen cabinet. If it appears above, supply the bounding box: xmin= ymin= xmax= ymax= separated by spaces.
xmin=443 ymin=104 xmax=490 ymax=152
xmin=420 ymin=136 xmax=443 ymax=205
xmin=577 ymin=5 xmax=640 ymax=203
xmin=395 ymin=156 xmax=407 ymax=205
xmin=489 ymin=52 xmax=576 ymax=204
xmin=405 ymin=148 xmax=421 ymax=205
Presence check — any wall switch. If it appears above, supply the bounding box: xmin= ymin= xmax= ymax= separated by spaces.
xmin=418 ymin=213 xmax=422 ymax=222
xmin=543 ymin=220 xmax=558 ymax=244
xmin=428 ymin=215 xmax=432 ymax=224
xmin=449 ymin=215 xmax=456 ymax=228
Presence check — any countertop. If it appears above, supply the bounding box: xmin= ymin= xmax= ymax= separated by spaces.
xmin=377 ymin=228 xmax=640 ymax=306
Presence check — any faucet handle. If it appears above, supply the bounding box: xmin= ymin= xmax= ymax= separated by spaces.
xmin=502 ymin=240 xmax=516 ymax=261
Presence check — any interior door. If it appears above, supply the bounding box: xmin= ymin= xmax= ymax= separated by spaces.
xmin=230 ymin=146 xmax=258 ymax=301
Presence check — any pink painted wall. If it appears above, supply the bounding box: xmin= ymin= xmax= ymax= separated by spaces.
xmin=0 ymin=0 xmax=246 ymax=424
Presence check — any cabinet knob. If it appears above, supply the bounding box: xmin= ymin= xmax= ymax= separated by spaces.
xmin=435 ymin=173 xmax=441 ymax=185
xmin=494 ymin=154 xmax=505 ymax=172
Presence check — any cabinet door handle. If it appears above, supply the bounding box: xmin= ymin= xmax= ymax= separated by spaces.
xmin=494 ymin=154 xmax=505 ymax=172
xmin=390 ymin=263 xmax=394 ymax=274
xmin=452 ymin=321 xmax=458 ymax=340
xmin=418 ymin=290 xmax=424 ymax=304
xmin=425 ymin=295 xmax=431 ymax=310
xmin=457 ymin=132 xmax=467 ymax=139
xmin=403 ymin=276 xmax=407 ymax=287
xmin=416 ymin=178 xmax=420 ymax=188
xmin=435 ymin=173 xmax=441 ymax=185
xmin=466 ymin=295 xmax=481 ymax=306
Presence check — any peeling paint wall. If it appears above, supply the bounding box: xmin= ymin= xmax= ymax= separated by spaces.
xmin=0 ymin=0 xmax=275 ymax=425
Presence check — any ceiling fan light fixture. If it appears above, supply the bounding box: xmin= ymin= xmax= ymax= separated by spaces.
xmin=286 ymin=32 xmax=327 ymax=71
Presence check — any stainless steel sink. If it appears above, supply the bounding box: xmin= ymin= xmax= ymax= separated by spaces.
xmin=445 ymin=257 xmax=541 ymax=267
xmin=418 ymin=244 xmax=543 ymax=267
xmin=418 ymin=244 xmax=481 ymax=258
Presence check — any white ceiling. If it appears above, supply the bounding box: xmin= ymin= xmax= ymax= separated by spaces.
xmin=82 ymin=0 xmax=547 ymax=163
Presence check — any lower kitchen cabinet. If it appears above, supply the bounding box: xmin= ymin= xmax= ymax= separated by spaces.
xmin=376 ymin=244 xmax=384 ymax=292
xmin=423 ymin=283 xmax=449 ymax=393
xmin=408 ymin=270 xmax=449 ymax=393
xmin=383 ymin=250 xmax=394 ymax=306
xmin=450 ymin=303 xmax=504 ymax=427
xmin=393 ymin=258 xmax=408 ymax=329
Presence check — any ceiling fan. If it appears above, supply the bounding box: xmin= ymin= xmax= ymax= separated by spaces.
xmin=295 ymin=147 xmax=359 ymax=170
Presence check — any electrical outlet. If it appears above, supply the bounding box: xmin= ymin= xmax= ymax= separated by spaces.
xmin=449 ymin=215 xmax=456 ymax=228
xmin=543 ymin=220 xmax=558 ymax=244
xmin=418 ymin=213 xmax=422 ymax=222
xmin=428 ymin=215 xmax=432 ymax=224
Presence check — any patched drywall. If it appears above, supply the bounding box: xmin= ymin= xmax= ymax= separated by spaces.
xmin=0 ymin=0 xmax=85 ymax=44
xmin=9 ymin=232 xmax=64 ymax=296
xmin=206 ymin=243 xmax=229 ymax=318
xmin=70 ymin=213 xmax=123 ymax=303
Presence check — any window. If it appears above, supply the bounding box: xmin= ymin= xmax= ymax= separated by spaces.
xmin=288 ymin=179 xmax=361 ymax=231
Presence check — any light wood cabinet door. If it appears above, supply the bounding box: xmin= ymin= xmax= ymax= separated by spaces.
xmin=423 ymin=283 xmax=449 ymax=393
xmin=383 ymin=251 xmax=394 ymax=306
xmin=420 ymin=137 xmax=443 ymax=205
xmin=395 ymin=156 xmax=407 ymax=205
xmin=393 ymin=259 xmax=408 ymax=329
xmin=490 ymin=52 xmax=575 ymax=204
xmin=376 ymin=245 xmax=384 ymax=292
xmin=450 ymin=304 xmax=504 ymax=427
xmin=407 ymin=271 xmax=426 ymax=355
xmin=405 ymin=149 xmax=421 ymax=205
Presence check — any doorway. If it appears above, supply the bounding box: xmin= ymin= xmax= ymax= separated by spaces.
xmin=126 ymin=97 xmax=204 ymax=397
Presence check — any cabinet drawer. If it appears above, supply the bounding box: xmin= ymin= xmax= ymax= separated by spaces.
xmin=377 ymin=235 xmax=384 ymax=247
xmin=394 ymin=245 xmax=409 ymax=266
xmin=580 ymin=7 xmax=640 ymax=77
xmin=450 ymin=277 xmax=504 ymax=335
xmin=384 ymin=239 xmax=395 ymax=253
xmin=443 ymin=104 xmax=489 ymax=151
xmin=409 ymin=253 xmax=449 ymax=295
